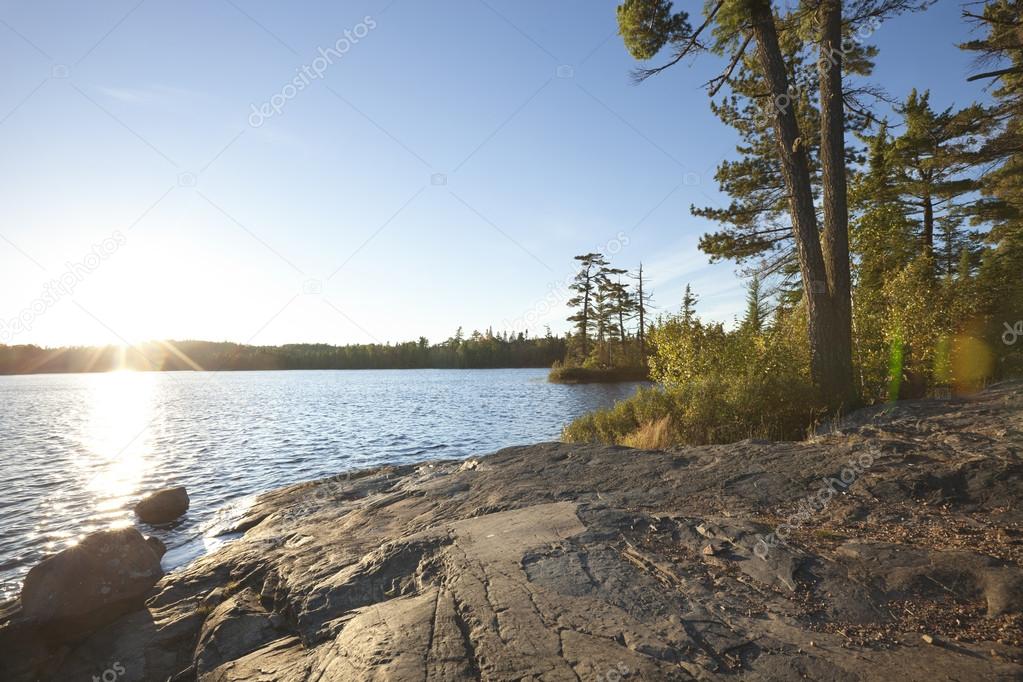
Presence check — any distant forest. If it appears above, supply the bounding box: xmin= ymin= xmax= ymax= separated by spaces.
xmin=0 ymin=330 xmax=567 ymax=374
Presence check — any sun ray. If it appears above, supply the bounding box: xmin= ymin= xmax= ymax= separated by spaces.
xmin=155 ymin=340 xmax=205 ymax=372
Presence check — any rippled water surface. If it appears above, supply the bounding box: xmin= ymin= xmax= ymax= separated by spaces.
xmin=0 ymin=368 xmax=644 ymax=598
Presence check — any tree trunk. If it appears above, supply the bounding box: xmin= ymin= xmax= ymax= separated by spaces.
xmin=581 ymin=275 xmax=591 ymax=358
xmin=637 ymin=264 xmax=646 ymax=359
xmin=817 ymin=0 xmax=856 ymax=407
xmin=617 ymin=306 xmax=625 ymax=366
xmin=922 ymin=194 xmax=934 ymax=258
xmin=748 ymin=0 xmax=850 ymax=409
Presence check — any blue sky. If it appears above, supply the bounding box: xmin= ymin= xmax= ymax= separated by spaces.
xmin=0 ymin=0 xmax=988 ymax=347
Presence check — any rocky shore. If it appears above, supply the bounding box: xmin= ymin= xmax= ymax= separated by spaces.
xmin=2 ymin=382 xmax=1022 ymax=680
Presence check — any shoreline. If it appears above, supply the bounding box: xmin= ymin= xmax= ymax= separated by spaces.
xmin=2 ymin=382 xmax=1021 ymax=680
xmin=547 ymin=365 xmax=651 ymax=384
xmin=0 ymin=366 xmax=566 ymax=378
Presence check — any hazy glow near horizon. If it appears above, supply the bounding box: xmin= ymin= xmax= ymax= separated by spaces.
xmin=0 ymin=1 xmax=984 ymax=348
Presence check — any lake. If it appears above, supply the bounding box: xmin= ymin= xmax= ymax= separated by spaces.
xmin=0 ymin=368 xmax=644 ymax=599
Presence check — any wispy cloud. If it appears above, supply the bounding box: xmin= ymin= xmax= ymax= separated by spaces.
xmin=98 ymin=84 xmax=205 ymax=105
xmin=643 ymin=241 xmax=713 ymax=290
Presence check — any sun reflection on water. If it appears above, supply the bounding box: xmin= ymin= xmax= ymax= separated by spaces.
xmin=78 ymin=370 xmax=156 ymax=524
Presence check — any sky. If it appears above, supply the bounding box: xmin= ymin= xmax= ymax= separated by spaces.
xmin=0 ymin=0 xmax=991 ymax=348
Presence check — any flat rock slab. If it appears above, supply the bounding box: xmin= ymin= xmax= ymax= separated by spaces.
xmin=3 ymin=381 xmax=1022 ymax=681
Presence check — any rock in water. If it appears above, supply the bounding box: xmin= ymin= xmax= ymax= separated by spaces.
xmin=134 ymin=486 xmax=189 ymax=524
xmin=20 ymin=527 xmax=163 ymax=641
xmin=145 ymin=535 xmax=167 ymax=560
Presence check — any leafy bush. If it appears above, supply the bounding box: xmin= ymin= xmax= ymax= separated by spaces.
xmin=563 ymin=309 xmax=820 ymax=447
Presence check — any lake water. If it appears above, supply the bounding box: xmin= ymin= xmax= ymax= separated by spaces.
xmin=0 ymin=368 xmax=644 ymax=599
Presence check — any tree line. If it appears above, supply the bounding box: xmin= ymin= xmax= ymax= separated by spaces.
xmin=0 ymin=330 xmax=567 ymax=375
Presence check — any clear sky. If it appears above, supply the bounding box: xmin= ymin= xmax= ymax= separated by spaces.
xmin=0 ymin=0 xmax=989 ymax=348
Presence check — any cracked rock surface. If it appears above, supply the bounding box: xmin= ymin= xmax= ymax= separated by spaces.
xmin=2 ymin=382 xmax=1022 ymax=680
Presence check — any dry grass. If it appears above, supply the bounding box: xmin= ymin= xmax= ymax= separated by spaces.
xmin=622 ymin=415 xmax=673 ymax=450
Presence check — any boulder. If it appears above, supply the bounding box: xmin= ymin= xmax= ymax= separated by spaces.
xmin=20 ymin=527 xmax=163 ymax=641
xmin=135 ymin=486 xmax=189 ymax=524
xmin=146 ymin=535 xmax=167 ymax=560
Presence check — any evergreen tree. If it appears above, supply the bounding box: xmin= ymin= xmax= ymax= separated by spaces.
xmin=742 ymin=274 xmax=769 ymax=332
xmin=566 ymin=253 xmax=609 ymax=360
xmin=608 ymin=272 xmax=634 ymax=364
xmin=962 ymin=0 xmax=1023 ymax=375
xmin=889 ymin=89 xmax=985 ymax=273
xmin=681 ymin=283 xmax=698 ymax=326
xmin=850 ymin=122 xmax=918 ymax=290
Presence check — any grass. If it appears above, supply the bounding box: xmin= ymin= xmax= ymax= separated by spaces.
xmin=620 ymin=414 xmax=673 ymax=449
xmin=562 ymin=376 xmax=821 ymax=448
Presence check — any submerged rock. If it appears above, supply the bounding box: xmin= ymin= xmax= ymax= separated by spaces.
xmin=134 ymin=486 xmax=189 ymax=525
xmin=19 ymin=527 xmax=163 ymax=642
xmin=3 ymin=381 xmax=1023 ymax=681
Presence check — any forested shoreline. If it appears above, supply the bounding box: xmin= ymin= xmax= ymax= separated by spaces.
xmin=565 ymin=0 xmax=1023 ymax=448
xmin=0 ymin=332 xmax=567 ymax=375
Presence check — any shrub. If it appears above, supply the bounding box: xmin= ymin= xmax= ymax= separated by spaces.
xmin=563 ymin=309 xmax=820 ymax=447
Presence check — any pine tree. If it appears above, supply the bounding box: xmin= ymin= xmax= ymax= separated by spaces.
xmin=742 ymin=274 xmax=769 ymax=332
xmin=889 ymin=89 xmax=985 ymax=273
xmin=681 ymin=283 xmax=698 ymax=326
xmin=609 ymin=273 xmax=634 ymax=364
xmin=851 ymin=122 xmax=920 ymax=289
xmin=962 ymin=0 xmax=1023 ymax=374
xmin=566 ymin=253 xmax=609 ymax=360
xmin=594 ymin=273 xmax=613 ymax=358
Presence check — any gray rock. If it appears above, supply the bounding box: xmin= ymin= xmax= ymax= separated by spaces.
xmin=134 ymin=486 xmax=189 ymax=524
xmin=194 ymin=588 xmax=279 ymax=675
xmin=145 ymin=536 xmax=166 ymax=560
xmin=4 ymin=381 xmax=1023 ymax=681
xmin=19 ymin=527 xmax=163 ymax=642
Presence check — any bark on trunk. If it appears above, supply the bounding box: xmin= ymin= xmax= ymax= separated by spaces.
xmin=748 ymin=0 xmax=849 ymax=408
xmin=637 ymin=265 xmax=646 ymax=359
xmin=923 ymin=194 xmax=934 ymax=258
xmin=817 ymin=0 xmax=856 ymax=407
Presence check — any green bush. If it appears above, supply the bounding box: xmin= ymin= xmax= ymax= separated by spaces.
xmin=563 ymin=309 xmax=820 ymax=447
